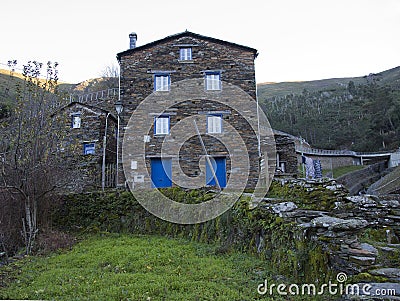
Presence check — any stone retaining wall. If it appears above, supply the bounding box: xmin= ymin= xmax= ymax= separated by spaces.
xmin=258 ymin=178 xmax=400 ymax=290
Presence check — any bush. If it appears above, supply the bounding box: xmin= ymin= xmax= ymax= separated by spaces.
xmin=33 ymin=229 xmax=77 ymax=255
xmin=0 ymin=190 xmax=70 ymax=259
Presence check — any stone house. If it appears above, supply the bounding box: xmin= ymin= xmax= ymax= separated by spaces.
xmin=273 ymin=130 xmax=298 ymax=176
xmin=53 ymin=101 xmax=117 ymax=190
xmin=116 ymin=31 xmax=293 ymax=190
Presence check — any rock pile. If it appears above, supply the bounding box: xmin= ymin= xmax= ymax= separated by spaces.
xmin=259 ymin=178 xmax=400 ymax=299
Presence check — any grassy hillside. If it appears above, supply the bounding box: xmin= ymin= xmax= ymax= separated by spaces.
xmin=258 ymin=66 xmax=400 ymax=151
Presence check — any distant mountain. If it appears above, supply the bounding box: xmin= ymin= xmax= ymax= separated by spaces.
xmin=257 ymin=66 xmax=400 ymax=152
xmin=257 ymin=66 xmax=400 ymax=99
xmin=58 ymin=77 xmax=117 ymax=94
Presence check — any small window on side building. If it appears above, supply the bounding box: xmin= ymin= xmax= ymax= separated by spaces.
xmin=83 ymin=143 xmax=95 ymax=155
xmin=71 ymin=114 xmax=81 ymax=129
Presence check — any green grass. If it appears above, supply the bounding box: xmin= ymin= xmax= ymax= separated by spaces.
xmin=333 ymin=165 xmax=365 ymax=178
xmin=0 ymin=234 xmax=287 ymax=301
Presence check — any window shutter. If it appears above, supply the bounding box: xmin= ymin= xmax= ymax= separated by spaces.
xmin=207 ymin=115 xmax=222 ymax=133
xmin=155 ymin=75 xmax=170 ymax=91
xmin=206 ymin=73 xmax=221 ymax=90
xmin=155 ymin=116 xmax=169 ymax=135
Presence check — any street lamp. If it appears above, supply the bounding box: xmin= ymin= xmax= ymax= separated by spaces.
xmin=115 ymin=99 xmax=123 ymax=187
xmin=101 ymin=113 xmax=111 ymax=191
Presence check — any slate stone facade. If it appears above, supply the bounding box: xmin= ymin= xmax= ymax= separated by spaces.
xmin=54 ymin=102 xmax=117 ymax=191
xmin=117 ymin=31 xmax=281 ymax=189
xmin=274 ymin=133 xmax=298 ymax=176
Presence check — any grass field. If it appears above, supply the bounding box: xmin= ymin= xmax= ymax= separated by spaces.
xmin=332 ymin=165 xmax=365 ymax=178
xmin=0 ymin=234 xmax=290 ymax=301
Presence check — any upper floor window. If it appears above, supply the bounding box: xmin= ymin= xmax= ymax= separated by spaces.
xmin=71 ymin=113 xmax=81 ymax=129
xmin=83 ymin=143 xmax=95 ymax=155
xmin=179 ymin=47 xmax=192 ymax=61
xmin=207 ymin=114 xmax=223 ymax=134
xmin=154 ymin=115 xmax=170 ymax=135
xmin=205 ymin=72 xmax=221 ymax=91
xmin=154 ymin=74 xmax=170 ymax=91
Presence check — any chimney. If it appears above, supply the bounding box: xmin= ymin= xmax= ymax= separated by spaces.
xmin=129 ymin=32 xmax=137 ymax=49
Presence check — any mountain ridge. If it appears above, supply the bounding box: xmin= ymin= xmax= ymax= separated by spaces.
xmin=257 ymin=65 xmax=400 ymax=99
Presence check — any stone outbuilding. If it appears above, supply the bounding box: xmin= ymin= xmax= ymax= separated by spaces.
xmin=52 ymin=101 xmax=117 ymax=191
xmin=273 ymin=130 xmax=298 ymax=176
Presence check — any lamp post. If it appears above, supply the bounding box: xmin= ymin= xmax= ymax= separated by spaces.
xmin=101 ymin=113 xmax=111 ymax=191
xmin=115 ymin=99 xmax=123 ymax=187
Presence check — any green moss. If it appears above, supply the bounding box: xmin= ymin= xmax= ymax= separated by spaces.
xmin=266 ymin=180 xmax=339 ymax=211
xmin=361 ymin=228 xmax=391 ymax=243
xmin=351 ymin=272 xmax=389 ymax=283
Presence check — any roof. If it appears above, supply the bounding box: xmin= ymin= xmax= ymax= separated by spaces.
xmin=117 ymin=30 xmax=258 ymax=60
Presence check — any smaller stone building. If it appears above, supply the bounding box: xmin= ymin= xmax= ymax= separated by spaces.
xmin=53 ymin=102 xmax=117 ymax=191
xmin=273 ymin=130 xmax=298 ymax=176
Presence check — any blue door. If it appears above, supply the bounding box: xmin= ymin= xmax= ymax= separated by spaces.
xmin=206 ymin=157 xmax=226 ymax=188
xmin=151 ymin=158 xmax=172 ymax=188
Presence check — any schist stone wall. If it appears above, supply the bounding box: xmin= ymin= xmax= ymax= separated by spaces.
xmin=275 ymin=134 xmax=298 ymax=175
xmin=117 ymin=32 xmax=269 ymax=189
xmin=118 ymin=32 xmax=258 ymax=117
xmin=56 ymin=103 xmax=117 ymax=191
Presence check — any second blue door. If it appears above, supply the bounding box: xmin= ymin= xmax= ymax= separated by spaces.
xmin=206 ymin=157 xmax=226 ymax=188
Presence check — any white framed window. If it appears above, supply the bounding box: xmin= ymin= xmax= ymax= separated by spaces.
xmin=154 ymin=116 xmax=170 ymax=135
xmin=154 ymin=74 xmax=170 ymax=91
xmin=71 ymin=114 xmax=81 ymax=129
xmin=205 ymin=72 xmax=221 ymax=90
xmin=207 ymin=114 xmax=222 ymax=133
xmin=83 ymin=143 xmax=95 ymax=155
xmin=179 ymin=47 xmax=192 ymax=60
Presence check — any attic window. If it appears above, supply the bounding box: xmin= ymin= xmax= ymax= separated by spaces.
xmin=71 ymin=113 xmax=81 ymax=129
xmin=179 ymin=47 xmax=192 ymax=61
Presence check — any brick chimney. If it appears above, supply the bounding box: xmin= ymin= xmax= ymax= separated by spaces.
xmin=129 ymin=32 xmax=137 ymax=49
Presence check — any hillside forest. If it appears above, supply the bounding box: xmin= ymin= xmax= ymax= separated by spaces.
xmin=258 ymin=66 xmax=400 ymax=152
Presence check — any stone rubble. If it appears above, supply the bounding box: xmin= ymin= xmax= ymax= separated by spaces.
xmin=259 ymin=178 xmax=400 ymax=299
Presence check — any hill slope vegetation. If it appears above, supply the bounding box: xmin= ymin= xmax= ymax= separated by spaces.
xmin=258 ymin=66 xmax=400 ymax=151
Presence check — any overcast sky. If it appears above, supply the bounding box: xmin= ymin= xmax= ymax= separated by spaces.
xmin=1 ymin=0 xmax=399 ymax=84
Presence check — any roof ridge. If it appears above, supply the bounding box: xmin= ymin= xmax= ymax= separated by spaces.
xmin=117 ymin=31 xmax=258 ymax=60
